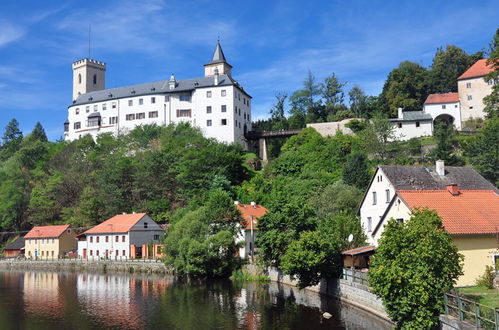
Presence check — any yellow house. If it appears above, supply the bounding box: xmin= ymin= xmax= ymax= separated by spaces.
xmin=374 ymin=187 xmax=499 ymax=287
xmin=24 ymin=225 xmax=76 ymax=259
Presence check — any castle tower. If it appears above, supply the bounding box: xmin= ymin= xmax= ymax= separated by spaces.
xmin=72 ymin=58 xmax=106 ymax=101
xmin=204 ymin=42 xmax=232 ymax=78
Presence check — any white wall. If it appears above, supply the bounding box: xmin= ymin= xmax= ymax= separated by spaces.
xmin=458 ymin=77 xmax=494 ymax=122
xmin=423 ymin=102 xmax=462 ymax=130
xmin=78 ymin=233 xmax=130 ymax=259
xmin=390 ymin=120 xmax=433 ymax=141
xmin=372 ymin=197 xmax=411 ymax=245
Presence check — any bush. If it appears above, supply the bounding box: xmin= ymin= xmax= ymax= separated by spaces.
xmin=476 ymin=265 xmax=495 ymax=289
xmin=345 ymin=119 xmax=368 ymax=133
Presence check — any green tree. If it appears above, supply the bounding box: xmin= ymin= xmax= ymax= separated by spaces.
xmin=369 ymin=209 xmax=463 ymax=329
xmin=1 ymin=119 xmax=23 ymax=160
xmin=342 ymin=153 xmax=370 ymax=189
xmin=310 ymin=181 xmax=363 ymax=219
xmin=321 ymin=73 xmax=346 ymax=117
xmin=348 ymin=85 xmax=368 ymax=118
xmin=30 ymin=122 xmax=48 ymax=142
xmin=484 ymin=28 xmax=499 ymax=118
xmin=359 ymin=112 xmax=396 ymax=162
xmin=430 ymin=121 xmax=464 ymax=166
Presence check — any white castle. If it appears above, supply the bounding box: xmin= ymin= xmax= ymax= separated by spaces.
xmin=64 ymin=42 xmax=252 ymax=145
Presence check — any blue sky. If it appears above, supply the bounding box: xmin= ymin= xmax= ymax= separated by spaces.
xmin=0 ymin=0 xmax=498 ymax=141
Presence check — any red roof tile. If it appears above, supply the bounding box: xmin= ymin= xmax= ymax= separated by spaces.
xmin=397 ymin=190 xmax=499 ymax=235
xmin=83 ymin=213 xmax=147 ymax=234
xmin=236 ymin=204 xmax=269 ymax=230
xmin=24 ymin=225 xmax=70 ymax=239
xmin=457 ymin=59 xmax=495 ymax=80
xmin=424 ymin=93 xmax=459 ymax=104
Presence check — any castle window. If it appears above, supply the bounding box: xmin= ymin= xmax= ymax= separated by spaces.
xmin=221 ymin=119 xmax=227 ymax=126
xmin=76 ymin=108 xmax=80 ymax=115
xmin=149 ymin=111 xmax=158 ymax=118
xmin=86 ymin=106 xmax=90 ymax=113
xmin=94 ymin=105 xmax=98 ymax=112
xmin=139 ymin=98 xmax=144 ymax=105
xmin=109 ymin=117 xmax=118 ymax=124
xmin=151 ymin=97 xmax=156 ymax=104
xmin=207 ymin=106 xmax=212 ymax=114
xmin=442 ymin=105 xmax=446 ymax=109
xmin=415 ymin=121 xmax=420 ymax=128
xmin=136 ymin=112 xmax=145 ymax=119
xmin=176 ymin=109 xmax=192 ymax=118
xmin=467 ymin=95 xmax=472 ymax=101
xmin=87 ymin=116 xmax=100 ymax=127
xmin=112 ymin=102 xmax=117 ymax=109
xmin=126 ymin=114 xmax=135 ymax=121
xmin=78 ymin=74 xmax=82 ymax=84
xmin=93 ymin=74 xmax=97 ymax=85
xmin=207 ymin=120 xmax=212 ymax=126
xmin=221 ymin=105 xmax=227 ymax=113
xmin=102 ymin=103 xmax=107 ymax=111
xmin=128 ymin=100 xmax=133 ymax=106
xmin=466 ymin=82 xmax=471 ymax=88
xmin=221 ymin=90 xmax=226 ymax=97
xmin=74 ymin=122 xmax=81 ymax=130
xmin=165 ymin=96 xmax=170 ymax=102
xmin=64 ymin=122 xmax=69 ymax=132
xmin=179 ymin=94 xmax=191 ymax=102
xmin=206 ymin=91 xmax=212 ymax=98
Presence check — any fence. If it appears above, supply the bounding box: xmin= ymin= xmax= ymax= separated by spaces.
xmin=444 ymin=292 xmax=499 ymax=329
xmin=1 ymin=256 xmax=163 ymax=263
xmin=342 ymin=268 xmax=370 ymax=286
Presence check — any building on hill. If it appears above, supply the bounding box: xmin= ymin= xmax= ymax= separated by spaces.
xmin=64 ymin=42 xmax=252 ymax=146
xmin=358 ymin=160 xmax=498 ymax=246
xmin=389 ymin=108 xmax=433 ymax=141
xmin=2 ymin=237 xmax=25 ymax=258
xmin=423 ymin=92 xmax=461 ymax=130
xmin=77 ymin=213 xmax=164 ymax=260
xmin=24 ymin=225 xmax=76 ymax=259
xmin=234 ymin=201 xmax=269 ymax=259
xmin=374 ymin=188 xmax=499 ymax=286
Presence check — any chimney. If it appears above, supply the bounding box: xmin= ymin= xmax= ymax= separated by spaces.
xmin=214 ymin=67 xmax=219 ymax=86
xmin=250 ymin=201 xmax=256 ymax=209
xmin=169 ymin=73 xmax=176 ymax=90
xmin=436 ymin=160 xmax=445 ymax=176
xmin=397 ymin=107 xmax=403 ymax=119
xmin=447 ymin=184 xmax=460 ymax=196
xmin=234 ymin=201 xmax=240 ymax=205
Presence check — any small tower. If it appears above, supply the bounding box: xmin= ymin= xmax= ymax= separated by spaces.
xmin=204 ymin=42 xmax=232 ymax=78
xmin=72 ymin=58 xmax=106 ymax=101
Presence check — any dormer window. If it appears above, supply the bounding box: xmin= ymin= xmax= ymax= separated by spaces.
xmin=144 ymin=222 xmax=148 ymax=229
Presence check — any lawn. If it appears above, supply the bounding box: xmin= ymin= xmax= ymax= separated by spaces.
xmin=458 ymin=286 xmax=499 ymax=308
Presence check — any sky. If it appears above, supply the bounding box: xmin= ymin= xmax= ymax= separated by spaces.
xmin=0 ymin=0 xmax=498 ymax=141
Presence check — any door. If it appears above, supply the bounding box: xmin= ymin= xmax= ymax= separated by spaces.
xmin=83 ymin=248 xmax=87 ymax=259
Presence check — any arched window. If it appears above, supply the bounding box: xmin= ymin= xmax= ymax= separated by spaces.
xmin=93 ymin=74 xmax=97 ymax=85
xmin=78 ymin=73 xmax=82 ymax=84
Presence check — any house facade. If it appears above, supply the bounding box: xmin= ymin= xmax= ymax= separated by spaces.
xmin=234 ymin=202 xmax=269 ymax=259
xmin=390 ymin=108 xmax=433 ymax=141
xmin=64 ymin=42 xmax=252 ymax=146
xmin=374 ymin=189 xmax=499 ymax=286
xmin=423 ymin=92 xmax=461 ymax=130
xmin=24 ymin=225 xmax=76 ymax=259
xmin=2 ymin=237 xmax=25 ymax=258
xmin=77 ymin=213 xmax=164 ymax=259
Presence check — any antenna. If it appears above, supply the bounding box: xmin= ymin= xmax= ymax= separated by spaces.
xmin=88 ymin=25 xmax=91 ymax=58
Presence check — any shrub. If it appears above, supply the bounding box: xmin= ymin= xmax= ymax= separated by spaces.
xmin=476 ymin=265 xmax=495 ymax=289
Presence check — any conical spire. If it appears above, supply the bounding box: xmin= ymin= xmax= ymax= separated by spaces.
xmin=208 ymin=41 xmax=227 ymax=64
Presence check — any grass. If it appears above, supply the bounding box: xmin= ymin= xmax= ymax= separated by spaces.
xmin=458 ymin=286 xmax=499 ymax=308
xmin=230 ymin=269 xmax=270 ymax=282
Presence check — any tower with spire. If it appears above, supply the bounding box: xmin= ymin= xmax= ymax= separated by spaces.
xmin=204 ymin=41 xmax=232 ymax=78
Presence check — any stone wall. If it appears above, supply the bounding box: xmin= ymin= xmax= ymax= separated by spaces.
xmin=439 ymin=314 xmax=476 ymax=330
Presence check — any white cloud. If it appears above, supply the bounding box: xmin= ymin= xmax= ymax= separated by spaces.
xmin=0 ymin=21 xmax=24 ymax=47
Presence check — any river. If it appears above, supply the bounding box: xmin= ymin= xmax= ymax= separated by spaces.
xmin=0 ymin=270 xmax=392 ymax=329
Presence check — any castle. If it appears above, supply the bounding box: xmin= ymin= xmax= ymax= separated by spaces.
xmin=64 ymin=42 xmax=252 ymax=145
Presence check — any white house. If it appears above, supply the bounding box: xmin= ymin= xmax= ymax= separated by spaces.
xmin=64 ymin=42 xmax=252 ymax=146
xmin=389 ymin=108 xmax=433 ymax=141
xmin=234 ymin=202 xmax=268 ymax=259
xmin=358 ymin=161 xmax=498 ymax=246
xmin=77 ymin=213 xmax=164 ymax=259
xmin=423 ymin=92 xmax=462 ymax=130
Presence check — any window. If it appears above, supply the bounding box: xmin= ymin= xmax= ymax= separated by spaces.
xmin=179 ymin=94 xmax=191 ymax=102
xmin=207 ymin=120 xmax=212 ymax=126
xmin=115 ymin=236 xmax=119 ymax=242
xmin=386 ymin=189 xmax=390 ymax=203
xmin=105 ymin=236 xmax=109 ymax=243
xmin=415 ymin=121 xmax=420 ymax=128
xmin=136 ymin=112 xmax=145 ymax=119
xmin=90 ymin=250 xmax=93 ymax=256
xmin=93 ymin=74 xmax=97 ymax=85
xmin=442 ymin=104 xmax=446 ymax=109
xmin=176 ymin=109 xmax=192 ymax=117
xmin=469 ymin=106 xmax=473 ymax=109
xmin=112 ymin=102 xmax=117 ymax=109
xmin=96 ymin=250 xmax=99 ymax=256
xmin=165 ymin=95 xmax=170 ymax=102
xmin=64 ymin=122 xmax=69 ymax=132
xmin=78 ymin=73 xmax=82 ymax=84
xmin=74 ymin=122 xmax=81 ymax=130
xmin=154 ymin=235 xmax=160 ymax=241
xmin=221 ymin=90 xmax=226 ymax=97
xmin=139 ymin=98 xmax=144 ymax=105
xmin=94 ymin=105 xmax=98 ymax=112
xmin=123 ymin=250 xmax=126 ymax=256
xmin=109 ymin=116 xmax=118 ymax=124
xmin=122 ymin=235 xmax=125 ymax=242
xmin=396 ymin=218 xmax=404 ymax=224
xmin=455 ymin=104 xmax=458 ymax=108
xmin=206 ymin=91 xmax=212 ymax=98
xmin=90 ymin=237 xmax=93 ymax=243
xmin=87 ymin=117 xmax=100 ymax=127
xmin=96 ymin=237 xmax=99 ymax=243
xmin=206 ymin=106 xmax=212 ymax=114
xmin=151 ymin=97 xmax=156 ymax=104
xmin=221 ymin=105 xmax=227 ymax=112
xmin=397 ymin=122 xmax=402 ymax=128
xmin=149 ymin=111 xmax=158 ymax=118
xmin=102 ymin=103 xmax=107 ymax=111
xmin=467 ymin=95 xmax=472 ymax=101
xmin=466 ymin=82 xmax=471 ymax=88
xmin=221 ymin=119 xmax=227 ymax=126
xmin=144 ymin=222 xmax=148 ymax=229
xmin=86 ymin=106 xmax=90 ymax=113
xmin=372 ymin=191 xmax=377 ymax=205
xmin=115 ymin=250 xmax=119 ymax=256
xmin=367 ymin=217 xmax=372 ymax=232
xmin=126 ymin=114 xmax=135 ymax=121
xmin=76 ymin=108 xmax=80 ymax=115
xmin=238 ymin=108 xmax=241 ymax=115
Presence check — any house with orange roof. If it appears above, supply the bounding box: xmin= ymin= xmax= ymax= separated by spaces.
xmin=77 ymin=213 xmax=164 ymax=260
xmin=423 ymin=92 xmax=461 ymax=129
xmin=373 ymin=187 xmax=499 ymax=286
xmin=234 ymin=201 xmax=269 ymax=259
xmin=24 ymin=225 xmax=76 ymax=259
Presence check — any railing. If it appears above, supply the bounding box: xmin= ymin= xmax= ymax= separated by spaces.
xmin=444 ymin=291 xmax=499 ymax=329
xmin=1 ymin=256 xmax=162 ymax=263
xmin=342 ymin=268 xmax=370 ymax=286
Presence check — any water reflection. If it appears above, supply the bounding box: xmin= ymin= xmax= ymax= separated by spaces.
xmin=0 ymin=270 xmax=392 ymax=330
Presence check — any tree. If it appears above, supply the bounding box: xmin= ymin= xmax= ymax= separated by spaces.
xmin=30 ymin=122 xmax=48 ymax=142
xmin=359 ymin=112 xmax=396 ymax=162
xmin=342 ymin=153 xmax=371 ymax=189
xmin=369 ymin=209 xmax=463 ymax=329
xmin=289 ymin=71 xmax=322 ymax=125
xmin=484 ymin=28 xmax=499 ymax=118
xmin=310 ymin=181 xmax=363 ymax=219
xmin=1 ymin=119 xmax=23 ymax=160
xmin=430 ymin=121 xmax=464 ymax=166
xmin=349 ymin=85 xmax=368 ymax=118
xmin=270 ymin=93 xmax=287 ymax=123
xmin=321 ymin=73 xmax=346 ymax=116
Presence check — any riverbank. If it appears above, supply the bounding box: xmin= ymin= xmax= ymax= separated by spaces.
xmin=0 ymin=259 xmax=172 ymax=274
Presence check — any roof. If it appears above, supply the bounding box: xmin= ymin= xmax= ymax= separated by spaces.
xmin=4 ymin=237 xmax=25 ymax=250
xmin=342 ymin=245 xmax=376 ymax=255
xmin=397 ymin=190 xmax=499 ymax=235
xmin=379 ymin=165 xmax=498 ymax=191
xmin=88 ymin=112 xmax=101 ymax=118
xmin=424 ymin=93 xmax=459 ymax=104
xmin=236 ymin=204 xmax=269 ymax=230
xmin=206 ymin=42 xmax=229 ymax=65
xmin=83 ymin=213 xmax=148 ymax=235
xmin=24 ymin=225 xmax=70 ymax=239
xmin=457 ymin=59 xmax=495 ymax=80
xmin=390 ymin=111 xmax=433 ymax=122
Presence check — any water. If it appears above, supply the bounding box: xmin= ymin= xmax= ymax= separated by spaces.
xmin=0 ymin=270 xmax=392 ymax=330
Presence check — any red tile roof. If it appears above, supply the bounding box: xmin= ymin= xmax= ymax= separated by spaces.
xmin=24 ymin=225 xmax=70 ymax=239
xmin=397 ymin=190 xmax=499 ymax=235
xmin=342 ymin=245 xmax=376 ymax=255
xmin=236 ymin=204 xmax=269 ymax=230
xmin=424 ymin=93 xmax=459 ymax=104
xmin=457 ymin=59 xmax=495 ymax=80
xmin=83 ymin=213 xmax=147 ymax=234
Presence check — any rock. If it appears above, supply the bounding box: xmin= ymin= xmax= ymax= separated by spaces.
xmin=322 ymin=312 xmax=332 ymax=319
